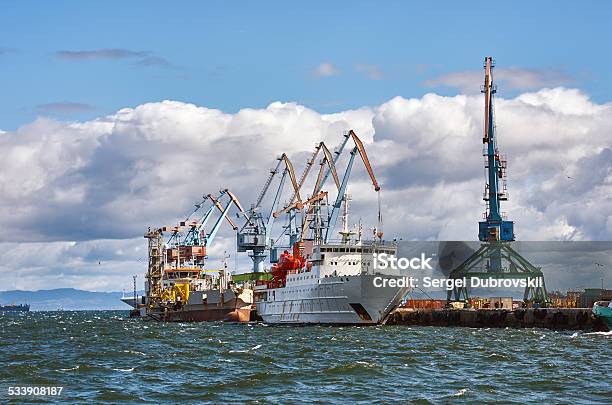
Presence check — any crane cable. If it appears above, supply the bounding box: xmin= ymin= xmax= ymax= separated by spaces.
xmin=377 ymin=190 xmax=383 ymax=239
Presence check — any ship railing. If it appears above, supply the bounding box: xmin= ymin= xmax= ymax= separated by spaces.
xmin=322 ymin=239 xmax=397 ymax=248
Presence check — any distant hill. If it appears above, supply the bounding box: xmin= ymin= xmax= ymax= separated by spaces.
xmin=0 ymin=288 xmax=143 ymax=311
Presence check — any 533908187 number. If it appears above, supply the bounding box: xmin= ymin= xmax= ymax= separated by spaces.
xmin=7 ymin=386 xmax=63 ymax=396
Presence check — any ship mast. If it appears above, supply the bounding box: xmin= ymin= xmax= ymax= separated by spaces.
xmin=338 ymin=193 xmax=355 ymax=244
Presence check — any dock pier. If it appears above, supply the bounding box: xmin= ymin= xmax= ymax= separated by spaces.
xmin=385 ymin=308 xmax=609 ymax=331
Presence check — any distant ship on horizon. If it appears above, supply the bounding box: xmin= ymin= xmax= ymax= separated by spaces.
xmin=0 ymin=303 xmax=30 ymax=312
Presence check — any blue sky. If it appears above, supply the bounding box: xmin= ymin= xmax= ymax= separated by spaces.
xmin=1 ymin=1 xmax=610 ymax=130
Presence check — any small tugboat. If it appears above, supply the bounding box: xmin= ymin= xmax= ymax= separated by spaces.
xmin=592 ymin=301 xmax=612 ymax=331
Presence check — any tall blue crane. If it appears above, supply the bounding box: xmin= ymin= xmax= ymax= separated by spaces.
xmin=446 ymin=57 xmax=548 ymax=306
xmin=478 ymin=56 xmax=514 ymax=244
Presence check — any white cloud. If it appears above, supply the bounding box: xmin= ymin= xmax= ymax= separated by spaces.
xmin=312 ymin=62 xmax=339 ymax=77
xmin=1 ymin=88 xmax=612 ymax=290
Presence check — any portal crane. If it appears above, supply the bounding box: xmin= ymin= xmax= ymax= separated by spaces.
xmin=324 ymin=130 xmax=382 ymax=243
xmin=165 ymin=189 xmax=245 ymax=268
xmin=180 ymin=191 xmax=229 ymax=246
xmin=168 ymin=190 xmax=241 ymax=246
xmin=479 ymin=57 xmax=514 ymax=243
xmin=446 ymin=57 xmax=548 ymax=306
xmin=273 ymin=141 xmax=339 ymax=222
xmin=200 ymin=189 xmax=244 ymax=248
xmin=237 ymin=153 xmax=301 ymax=272
xmin=297 ymin=130 xmax=380 ymax=242
xmin=267 ymin=140 xmax=343 ymax=262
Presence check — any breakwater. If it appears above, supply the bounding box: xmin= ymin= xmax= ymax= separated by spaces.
xmin=385 ymin=307 xmax=609 ymax=331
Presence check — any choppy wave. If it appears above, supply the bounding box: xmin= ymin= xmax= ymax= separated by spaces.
xmin=0 ymin=311 xmax=610 ymax=403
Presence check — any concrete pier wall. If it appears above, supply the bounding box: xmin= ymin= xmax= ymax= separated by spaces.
xmin=385 ymin=308 xmax=609 ymax=331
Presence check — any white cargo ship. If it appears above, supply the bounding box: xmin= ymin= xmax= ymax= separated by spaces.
xmin=254 ymin=240 xmax=408 ymax=324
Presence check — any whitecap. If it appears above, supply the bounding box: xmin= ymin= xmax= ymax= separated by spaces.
xmin=123 ymin=350 xmax=145 ymax=356
xmin=584 ymin=331 xmax=612 ymax=337
xmin=452 ymin=388 xmax=468 ymax=397
xmin=59 ymin=365 xmax=79 ymax=371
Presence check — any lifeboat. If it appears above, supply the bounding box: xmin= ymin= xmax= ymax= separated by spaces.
xmin=271 ymin=242 xmax=306 ymax=287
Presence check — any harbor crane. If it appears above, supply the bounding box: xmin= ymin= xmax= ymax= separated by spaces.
xmin=323 ymin=130 xmax=382 ymax=243
xmin=272 ymin=130 xmax=382 ymax=246
xmin=283 ymin=141 xmax=340 ymax=211
xmin=239 ymin=130 xmax=383 ymax=272
xmin=273 ymin=140 xmax=341 ymax=243
xmin=446 ymin=57 xmax=549 ymax=307
xmin=164 ymin=189 xmax=245 ymax=266
xmin=180 ymin=189 xmax=245 ymax=246
xmin=237 ymin=153 xmax=301 ymax=272
xmin=479 ymin=56 xmax=513 ymax=244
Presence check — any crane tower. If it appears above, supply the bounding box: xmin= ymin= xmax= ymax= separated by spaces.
xmin=446 ymin=57 xmax=549 ymax=307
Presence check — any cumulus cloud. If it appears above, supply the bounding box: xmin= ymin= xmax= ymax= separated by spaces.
xmin=424 ymin=67 xmax=573 ymax=93
xmin=312 ymin=62 xmax=339 ymax=77
xmin=1 ymin=88 xmax=612 ymax=290
xmin=55 ymin=48 xmax=174 ymax=68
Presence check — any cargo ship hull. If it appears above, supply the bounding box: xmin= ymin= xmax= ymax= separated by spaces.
xmin=255 ymin=241 xmax=408 ymax=325
xmin=144 ymin=304 xmax=256 ymax=322
xmin=142 ymin=289 xmax=257 ymax=322
xmin=257 ymin=274 xmax=407 ymax=324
